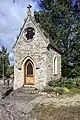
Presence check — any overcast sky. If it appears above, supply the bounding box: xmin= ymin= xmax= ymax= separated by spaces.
xmin=0 ymin=0 xmax=39 ymax=65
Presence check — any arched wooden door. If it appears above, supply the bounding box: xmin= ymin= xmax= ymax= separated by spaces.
xmin=24 ymin=60 xmax=34 ymax=85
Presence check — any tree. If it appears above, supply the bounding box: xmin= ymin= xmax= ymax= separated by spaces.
xmin=34 ymin=0 xmax=80 ymax=71
xmin=0 ymin=47 xmax=10 ymax=78
xmin=6 ymin=66 xmax=14 ymax=78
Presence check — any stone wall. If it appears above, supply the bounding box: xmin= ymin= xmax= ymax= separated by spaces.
xmin=13 ymin=17 xmax=48 ymax=90
xmin=13 ymin=16 xmax=61 ymax=90
xmin=46 ymin=48 xmax=61 ymax=83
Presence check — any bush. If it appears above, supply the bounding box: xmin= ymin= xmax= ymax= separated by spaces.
xmin=52 ymin=77 xmax=67 ymax=87
xmin=62 ymin=67 xmax=80 ymax=78
xmin=43 ymin=86 xmax=54 ymax=93
xmin=63 ymin=87 xmax=69 ymax=93
xmin=69 ymin=67 xmax=80 ymax=78
xmin=64 ymin=78 xmax=77 ymax=89
xmin=54 ymin=87 xmax=64 ymax=95
xmin=48 ymin=77 xmax=77 ymax=89
xmin=69 ymin=88 xmax=80 ymax=95
xmin=48 ymin=80 xmax=55 ymax=87
xmin=76 ymin=77 xmax=80 ymax=88
xmin=62 ymin=68 xmax=72 ymax=77
xmin=6 ymin=67 xmax=14 ymax=78
xmin=43 ymin=86 xmax=70 ymax=95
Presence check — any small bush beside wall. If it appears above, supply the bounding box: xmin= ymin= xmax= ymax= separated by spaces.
xmin=45 ymin=77 xmax=80 ymax=95
xmin=43 ymin=86 xmax=54 ymax=93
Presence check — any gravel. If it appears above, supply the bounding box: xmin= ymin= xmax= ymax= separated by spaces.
xmin=1 ymin=79 xmax=80 ymax=120
xmin=0 ymin=84 xmax=41 ymax=120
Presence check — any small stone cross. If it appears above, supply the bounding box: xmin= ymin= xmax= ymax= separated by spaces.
xmin=27 ymin=4 xmax=32 ymax=16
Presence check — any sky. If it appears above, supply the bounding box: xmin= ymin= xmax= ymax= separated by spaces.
xmin=0 ymin=0 xmax=76 ymax=65
xmin=0 ymin=0 xmax=39 ymax=65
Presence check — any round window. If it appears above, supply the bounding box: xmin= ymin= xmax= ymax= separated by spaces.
xmin=23 ymin=27 xmax=35 ymax=41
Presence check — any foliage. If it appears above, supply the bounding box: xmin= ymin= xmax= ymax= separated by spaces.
xmin=69 ymin=67 xmax=80 ymax=78
xmin=43 ymin=86 xmax=54 ymax=93
xmin=48 ymin=77 xmax=77 ymax=89
xmin=44 ymin=77 xmax=80 ymax=95
xmin=0 ymin=46 xmax=10 ymax=78
xmin=34 ymin=0 xmax=80 ymax=72
xmin=76 ymin=77 xmax=80 ymax=88
xmin=43 ymin=86 xmax=66 ymax=95
xmin=69 ymin=88 xmax=80 ymax=96
xmin=54 ymin=87 xmax=70 ymax=95
xmin=44 ymin=86 xmax=69 ymax=95
xmin=63 ymin=87 xmax=70 ymax=93
xmin=54 ymin=87 xmax=64 ymax=95
xmin=6 ymin=66 xmax=14 ymax=78
xmin=62 ymin=67 xmax=80 ymax=78
xmin=62 ymin=68 xmax=72 ymax=77
xmin=47 ymin=80 xmax=55 ymax=87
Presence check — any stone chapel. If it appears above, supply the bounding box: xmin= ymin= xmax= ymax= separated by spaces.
xmin=13 ymin=5 xmax=61 ymax=90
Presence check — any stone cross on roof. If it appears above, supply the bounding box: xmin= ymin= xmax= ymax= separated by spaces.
xmin=27 ymin=4 xmax=32 ymax=16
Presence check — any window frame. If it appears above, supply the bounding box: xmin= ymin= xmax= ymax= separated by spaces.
xmin=23 ymin=27 xmax=35 ymax=42
xmin=53 ymin=55 xmax=57 ymax=75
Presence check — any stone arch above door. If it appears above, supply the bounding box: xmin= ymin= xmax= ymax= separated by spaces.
xmin=21 ymin=57 xmax=35 ymax=85
xmin=24 ymin=59 xmax=34 ymax=85
xmin=21 ymin=56 xmax=35 ymax=68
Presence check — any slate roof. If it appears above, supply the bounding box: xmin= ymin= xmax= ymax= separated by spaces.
xmin=49 ymin=38 xmax=61 ymax=54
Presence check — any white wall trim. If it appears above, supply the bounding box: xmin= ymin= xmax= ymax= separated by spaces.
xmin=53 ymin=55 xmax=57 ymax=75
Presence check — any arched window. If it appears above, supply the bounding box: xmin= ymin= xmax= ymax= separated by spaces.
xmin=27 ymin=61 xmax=33 ymax=75
xmin=53 ymin=56 xmax=57 ymax=75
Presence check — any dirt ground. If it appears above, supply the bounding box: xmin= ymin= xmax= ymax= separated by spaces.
xmin=30 ymin=104 xmax=80 ymax=120
xmin=28 ymin=94 xmax=80 ymax=120
xmin=0 ymin=83 xmax=40 ymax=120
xmin=0 ymin=80 xmax=80 ymax=120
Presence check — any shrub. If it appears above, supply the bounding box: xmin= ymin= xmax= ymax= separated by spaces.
xmin=76 ymin=77 xmax=80 ymax=88
xmin=43 ymin=86 xmax=54 ymax=93
xmin=62 ymin=68 xmax=72 ymax=77
xmin=48 ymin=77 xmax=77 ymax=89
xmin=69 ymin=88 xmax=80 ymax=95
xmin=63 ymin=87 xmax=69 ymax=93
xmin=6 ymin=67 xmax=14 ymax=78
xmin=54 ymin=87 xmax=64 ymax=95
xmin=53 ymin=77 xmax=67 ymax=87
xmin=69 ymin=67 xmax=80 ymax=78
xmin=48 ymin=80 xmax=55 ymax=87
xmin=64 ymin=78 xmax=77 ymax=89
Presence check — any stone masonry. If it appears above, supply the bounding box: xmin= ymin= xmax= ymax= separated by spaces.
xmin=13 ymin=12 xmax=61 ymax=90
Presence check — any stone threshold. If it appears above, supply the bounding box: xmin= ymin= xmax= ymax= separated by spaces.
xmin=23 ymin=85 xmax=35 ymax=88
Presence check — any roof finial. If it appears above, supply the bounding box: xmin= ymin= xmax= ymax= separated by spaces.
xmin=27 ymin=4 xmax=32 ymax=16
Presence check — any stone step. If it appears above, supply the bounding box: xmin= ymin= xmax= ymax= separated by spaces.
xmin=23 ymin=85 xmax=38 ymax=90
xmin=16 ymin=86 xmax=39 ymax=94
